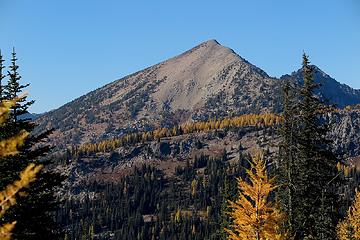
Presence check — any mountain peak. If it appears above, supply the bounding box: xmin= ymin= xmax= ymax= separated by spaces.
xmin=281 ymin=65 xmax=360 ymax=108
xmin=178 ymin=39 xmax=230 ymax=58
xmin=35 ymin=41 xmax=360 ymax=146
xmin=311 ymin=65 xmax=331 ymax=79
xmin=37 ymin=39 xmax=280 ymax=145
xmin=199 ymin=39 xmax=220 ymax=46
xmin=291 ymin=65 xmax=330 ymax=78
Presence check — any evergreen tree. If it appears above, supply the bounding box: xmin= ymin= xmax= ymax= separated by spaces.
xmin=0 ymin=97 xmax=42 ymax=240
xmin=278 ymin=53 xmax=340 ymax=239
xmin=5 ymin=48 xmax=34 ymax=122
xmin=0 ymin=50 xmax=5 ymax=99
xmin=219 ymin=175 xmax=237 ymax=239
xmin=0 ymin=49 xmax=64 ymax=239
xmin=277 ymin=79 xmax=299 ymax=236
xmin=298 ymin=53 xmax=339 ymax=240
xmin=337 ymin=189 xmax=360 ymax=240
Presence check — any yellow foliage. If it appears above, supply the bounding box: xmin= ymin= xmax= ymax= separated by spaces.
xmin=0 ymin=93 xmax=27 ymax=124
xmin=0 ymin=222 xmax=16 ymax=240
xmin=0 ymin=130 xmax=29 ymax=157
xmin=0 ymin=163 xmax=43 ymax=217
xmin=337 ymin=218 xmax=353 ymax=240
xmin=225 ymin=154 xmax=287 ymax=240
xmin=0 ymin=163 xmax=43 ymax=240
xmin=77 ymin=113 xmax=283 ymax=156
xmin=191 ymin=224 xmax=196 ymax=235
xmin=174 ymin=208 xmax=181 ymax=223
xmin=337 ymin=189 xmax=360 ymax=239
xmin=337 ymin=162 xmax=342 ymax=172
xmin=0 ymin=97 xmax=42 ymax=240
xmin=337 ymin=162 xmax=356 ymax=178
xmin=191 ymin=179 xmax=198 ymax=197
xmin=0 ymin=97 xmax=29 ymax=157
xmin=0 ymin=100 xmax=16 ymax=124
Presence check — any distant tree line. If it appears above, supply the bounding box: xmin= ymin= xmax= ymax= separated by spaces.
xmin=74 ymin=113 xmax=283 ymax=156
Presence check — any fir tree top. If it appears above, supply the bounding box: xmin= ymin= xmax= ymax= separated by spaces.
xmin=0 ymin=50 xmax=5 ymax=99
xmin=5 ymin=48 xmax=34 ymax=122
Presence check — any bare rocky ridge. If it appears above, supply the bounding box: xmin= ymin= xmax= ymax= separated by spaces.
xmin=35 ymin=40 xmax=360 ymax=149
xmin=327 ymin=107 xmax=360 ymax=157
xmin=281 ymin=66 xmax=360 ymax=108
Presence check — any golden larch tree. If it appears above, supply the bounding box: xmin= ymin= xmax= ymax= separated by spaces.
xmin=337 ymin=189 xmax=360 ymax=240
xmin=0 ymin=97 xmax=42 ymax=240
xmin=226 ymin=154 xmax=287 ymax=240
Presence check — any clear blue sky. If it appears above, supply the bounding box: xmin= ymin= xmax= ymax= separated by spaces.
xmin=0 ymin=0 xmax=359 ymax=113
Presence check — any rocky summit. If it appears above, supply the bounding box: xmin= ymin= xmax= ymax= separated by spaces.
xmin=35 ymin=40 xmax=360 ymax=148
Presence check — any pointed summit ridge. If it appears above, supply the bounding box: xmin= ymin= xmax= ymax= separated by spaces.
xmin=36 ymin=40 xmax=280 ymax=145
xmin=281 ymin=65 xmax=360 ymax=108
xmin=35 ymin=41 xmax=360 ymax=146
xmin=200 ymin=39 xmax=220 ymax=46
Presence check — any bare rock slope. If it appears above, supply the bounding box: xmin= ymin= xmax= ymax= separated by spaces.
xmin=36 ymin=40 xmax=360 ymax=147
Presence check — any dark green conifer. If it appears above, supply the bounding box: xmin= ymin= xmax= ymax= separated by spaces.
xmin=277 ymin=78 xmax=299 ymax=236
xmin=0 ymin=49 xmax=64 ymax=239
xmin=0 ymin=50 xmax=5 ymax=99
xmin=278 ymin=53 xmax=340 ymax=239
xmin=5 ymin=48 xmax=34 ymax=122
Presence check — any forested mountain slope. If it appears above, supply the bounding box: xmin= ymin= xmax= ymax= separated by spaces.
xmin=37 ymin=40 xmax=360 ymax=239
